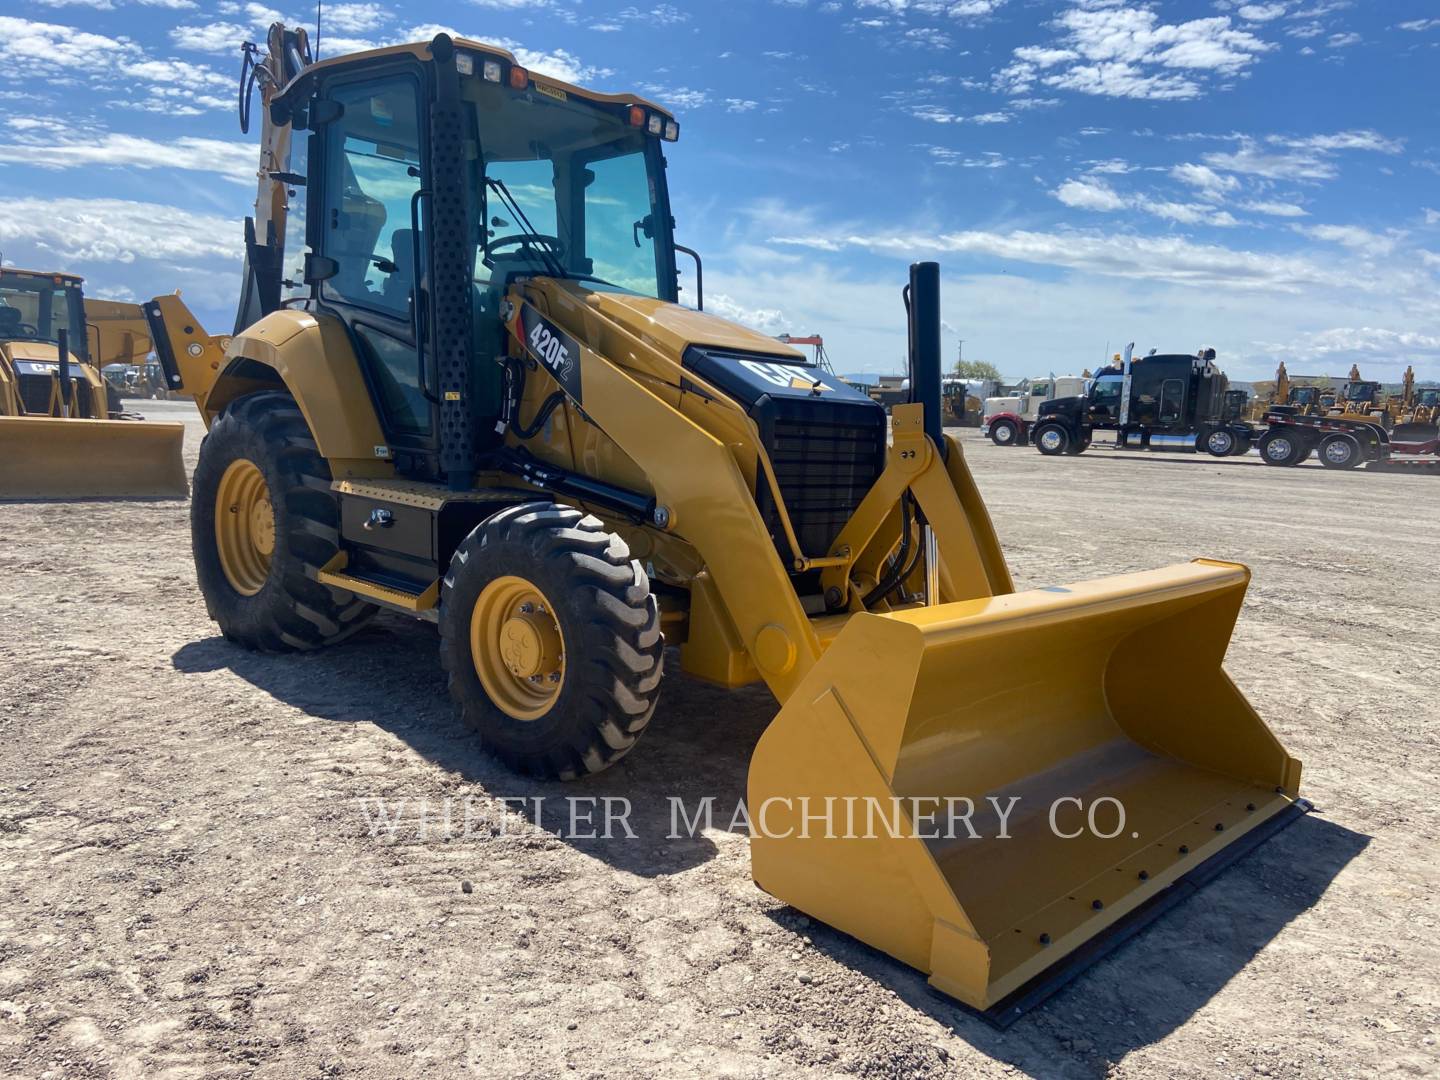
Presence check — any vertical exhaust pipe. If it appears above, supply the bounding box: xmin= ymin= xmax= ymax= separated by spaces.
xmin=57 ymin=327 xmax=72 ymax=418
xmin=907 ymin=262 xmax=944 ymax=604
xmin=907 ymin=261 xmax=944 ymax=455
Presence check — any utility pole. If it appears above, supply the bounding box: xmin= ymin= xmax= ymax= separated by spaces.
xmin=956 ymin=340 xmax=965 ymax=370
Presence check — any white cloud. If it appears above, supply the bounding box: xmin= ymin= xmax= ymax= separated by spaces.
xmin=1326 ymin=31 xmax=1361 ymax=48
xmin=0 ymin=127 xmax=255 ymax=184
xmin=929 ymin=147 xmax=1006 ymax=168
xmin=1053 ymin=178 xmax=1126 ymax=211
xmin=1242 ymin=200 xmax=1309 ymax=217
xmin=768 ymin=226 xmax=1374 ymax=294
xmin=705 ymin=292 xmax=787 ymax=334
xmin=1424 ymin=208 xmax=1440 ymax=226
xmin=170 ymin=22 xmax=249 ymax=54
xmin=324 ymin=3 xmax=390 ymax=33
xmin=1203 ymin=130 xmax=1401 ymax=181
xmin=1171 ymin=162 xmax=1241 ymax=200
xmin=903 ymin=27 xmax=952 ymax=49
xmin=725 ymin=98 xmax=759 ymax=113
xmin=1398 ymin=19 xmax=1440 ymax=32
xmin=618 ymin=4 xmax=689 ymax=25
xmin=1257 ymin=327 xmax=1440 ymax=363
xmin=0 ymin=16 xmax=230 ymax=112
xmin=1238 ymin=3 xmax=1288 ymax=21
xmin=0 ymin=197 xmax=239 ymax=264
xmin=909 ymin=105 xmax=1010 ymax=125
xmin=639 ymin=85 xmax=709 ymax=109
xmin=996 ymin=5 xmax=1273 ymax=101
xmin=1293 ymin=223 xmax=1401 ymax=255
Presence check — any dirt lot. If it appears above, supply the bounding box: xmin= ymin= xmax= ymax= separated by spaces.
xmin=1 ymin=398 xmax=1437 ymax=1079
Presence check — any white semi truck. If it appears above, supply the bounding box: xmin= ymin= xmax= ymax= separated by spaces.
xmin=980 ymin=375 xmax=1090 ymax=446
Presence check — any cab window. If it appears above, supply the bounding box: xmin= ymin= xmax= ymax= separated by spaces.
xmin=320 ymin=76 xmax=424 ymax=318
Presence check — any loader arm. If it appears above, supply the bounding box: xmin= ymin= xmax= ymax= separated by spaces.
xmin=507 ymin=278 xmax=1014 ymax=702
xmin=143 ymin=293 xmax=233 ymax=415
xmin=83 ymin=298 xmax=156 ymax=368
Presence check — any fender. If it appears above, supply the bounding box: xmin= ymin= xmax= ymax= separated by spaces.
xmin=216 ymin=310 xmax=396 ymax=479
xmin=983 ymin=410 xmax=1025 ymax=429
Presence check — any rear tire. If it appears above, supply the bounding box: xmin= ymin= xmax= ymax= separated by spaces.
xmin=1319 ymin=433 xmax=1362 ymax=469
xmin=1034 ymin=423 xmax=1071 ymax=456
xmin=192 ymin=391 xmax=377 ymax=650
xmin=439 ymin=503 xmax=664 ymax=780
xmin=989 ymin=419 xmax=1019 ymax=446
xmin=1258 ymin=429 xmax=1304 ymax=467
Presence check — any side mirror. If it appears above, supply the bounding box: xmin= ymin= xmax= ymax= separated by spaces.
xmin=303 ymin=253 xmax=338 ymax=284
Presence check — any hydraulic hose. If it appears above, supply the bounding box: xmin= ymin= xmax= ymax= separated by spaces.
xmin=863 ymin=494 xmax=918 ymax=609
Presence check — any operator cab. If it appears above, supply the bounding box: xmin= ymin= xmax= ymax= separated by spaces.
xmin=0 ymin=270 xmax=87 ymax=354
xmin=259 ymin=37 xmax=682 ymax=478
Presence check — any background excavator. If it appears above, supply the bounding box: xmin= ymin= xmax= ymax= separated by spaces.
xmin=148 ymin=24 xmax=1308 ymax=1023
xmin=0 ymin=265 xmax=187 ymax=498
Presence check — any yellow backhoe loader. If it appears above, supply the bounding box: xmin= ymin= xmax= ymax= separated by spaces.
xmin=154 ymin=25 xmax=1307 ymax=1023
xmin=0 ymin=267 xmax=187 ymax=498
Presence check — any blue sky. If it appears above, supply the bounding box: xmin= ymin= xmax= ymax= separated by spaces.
xmin=0 ymin=0 xmax=1437 ymax=380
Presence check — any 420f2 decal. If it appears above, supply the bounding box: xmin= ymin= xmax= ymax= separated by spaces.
xmin=517 ymin=303 xmax=583 ymax=404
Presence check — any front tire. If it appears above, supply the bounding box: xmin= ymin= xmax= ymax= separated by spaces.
xmin=1204 ymin=428 xmax=1237 ymax=457
xmin=989 ymin=419 xmax=1019 ymax=447
xmin=1034 ymin=423 xmax=1071 ymax=456
xmin=439 ymin=503 xmax=664 ymax=780
xmin=192 ymin=391 xmax=377 ymax=650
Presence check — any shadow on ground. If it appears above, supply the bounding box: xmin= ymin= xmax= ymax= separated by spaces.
xmin=172 ymin=613 xmax=774 ymax=877
xmin=173 ymin=617 xmax=1368 ymax=1072
xmin=770 ymin=811 xmax=1367 ymax=1077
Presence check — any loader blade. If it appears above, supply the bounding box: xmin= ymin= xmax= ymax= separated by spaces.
xmin=749 ymin=559 xmax=1303 ymax=1020
xmin=0 ymin=416 xmax=187 ymax=499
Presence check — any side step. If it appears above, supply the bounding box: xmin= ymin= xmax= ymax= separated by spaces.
xmin=316 ymin=553 xmax=439 ymax=618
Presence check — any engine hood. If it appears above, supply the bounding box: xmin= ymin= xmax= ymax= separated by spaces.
xmin=571 ymin=286 xmax=804 ymax=361
xmin=2 ymin=340 xmax=65 ymax=364
xmin=1038 ymin=395 xmax=1085 ymax=416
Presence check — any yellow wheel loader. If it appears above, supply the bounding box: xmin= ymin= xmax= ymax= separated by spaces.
xmin=0 ymin=267 xmax=187 ymax=498
xmin=156 ymin=24 xmax=1307 ymax=1022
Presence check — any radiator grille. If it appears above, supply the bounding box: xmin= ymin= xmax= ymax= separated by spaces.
xmin=758 ymin=410 xmax=885 ymax=564
xmin=16 ymin=375 xmax=90 ymax=417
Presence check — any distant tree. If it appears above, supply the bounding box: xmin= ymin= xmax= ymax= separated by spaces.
xmin=953 ymin=359 xmax=1002 ymax=381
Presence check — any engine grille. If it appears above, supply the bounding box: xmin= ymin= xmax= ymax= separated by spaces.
xmin=16 ymin=374 xmax=90 ymax=417
xmin=756 ymin=404 xmax=886 ymax=566
xmin=18 ymin=375 xmax=54 ymax=415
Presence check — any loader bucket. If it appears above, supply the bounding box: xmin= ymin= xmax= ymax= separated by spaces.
xmin=0 ymin=416 xmax=187 ymax=499
xmin=749 ymin=559 xmax=1304 ymax=1021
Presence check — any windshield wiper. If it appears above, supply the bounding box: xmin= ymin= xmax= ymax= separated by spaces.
xmin=484 ymin=176 xmax=566 ymax=279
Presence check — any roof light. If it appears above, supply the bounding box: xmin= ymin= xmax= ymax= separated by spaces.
xmin=455 ymin=52 xmax=474 ymax=76
xmin=646 ymin=113 xmax=663 ymax=136
xmin=509 ymin=65 xmax=528 ymax=89
xmin=628 ymin=105 xmax=645 ymax=127
xmin=663 ymin=119 xmax=679 ymax=141
xmin=482 ymin=58 xmax=502 ymax=83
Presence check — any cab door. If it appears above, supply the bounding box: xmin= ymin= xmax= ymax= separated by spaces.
xmin=310 ymin=67 xmax=437 ymax=471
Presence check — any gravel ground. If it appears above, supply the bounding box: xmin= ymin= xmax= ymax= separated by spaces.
xmin=1 ymin=399 xmax=1436 ymax=1079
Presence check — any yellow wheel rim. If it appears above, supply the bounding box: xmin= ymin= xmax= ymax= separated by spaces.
xmin=470 ymin=575 xmax=565 ymax=721
xmin=215 ymin=458 xmax=274 ymax=597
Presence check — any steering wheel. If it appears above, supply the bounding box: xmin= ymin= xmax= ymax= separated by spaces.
xmin=488 ymin=233 xmax=565 ymax=260
xmin=16 ymin=322 xmax=40 ymax=337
